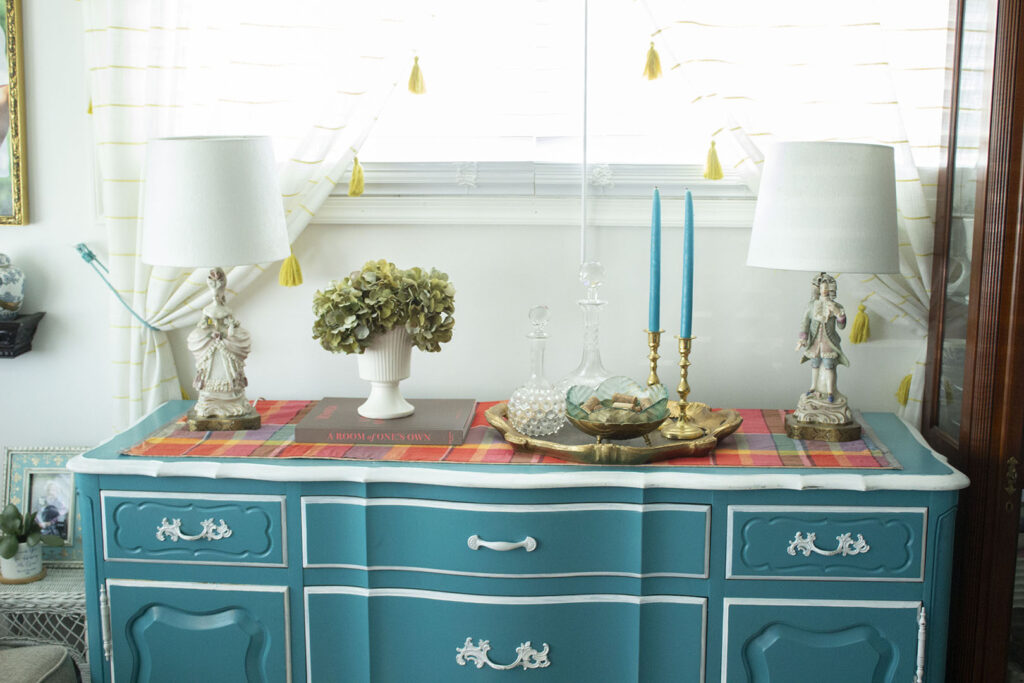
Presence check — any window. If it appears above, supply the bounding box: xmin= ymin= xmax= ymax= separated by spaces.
xmin=321 ymin=0 xmax=950 ymax=224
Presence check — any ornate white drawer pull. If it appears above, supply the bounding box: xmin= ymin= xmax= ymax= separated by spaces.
xmin=456 ymin=638 xmax=550 ymax=671
xmin=155 ymin=517 xmax=233 ymax=542
xmin=467 ymin=534 xmax=537 ymax=552
xmin=787 ymin=531 xmax=870 ymax=557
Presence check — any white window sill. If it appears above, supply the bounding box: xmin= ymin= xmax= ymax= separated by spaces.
xmin=313 ymin=162 xmax=756 ymax=229
xmin=311 ymin=195 xmax=756 ymax=229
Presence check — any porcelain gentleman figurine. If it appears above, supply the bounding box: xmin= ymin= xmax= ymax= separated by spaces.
xmin=186 ymin=268 xmax=261 ymax=429
xmin=787 ymin=273 xmax=860 ymax=440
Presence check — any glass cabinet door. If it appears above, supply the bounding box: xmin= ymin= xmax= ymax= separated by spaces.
xmin=931 ymin=0 xmax=995 ymax=442
xmin=936 ymin=0 xmax=994 ymax=437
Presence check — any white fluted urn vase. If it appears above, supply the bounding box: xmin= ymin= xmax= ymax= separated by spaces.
xmin=356 ymin=326 xmax=415 ymax=419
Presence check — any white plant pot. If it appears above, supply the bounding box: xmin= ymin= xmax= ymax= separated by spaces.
xmin=0 ymin=542 xmax=43 ymax=581
xmin=356 ymin=327 xmax=415 ymax=419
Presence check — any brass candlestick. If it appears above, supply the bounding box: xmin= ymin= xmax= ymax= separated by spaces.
xmin=645 ymin=329 xmax=663 ymax=386
xmin=661 ymin=336 xmax=705 ymax=440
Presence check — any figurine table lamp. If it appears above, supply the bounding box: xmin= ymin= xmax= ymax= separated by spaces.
xmin=746 ymin=141 xmax=899 ymax=441
xmin=141 ymin=136 xmax=290 ymax=431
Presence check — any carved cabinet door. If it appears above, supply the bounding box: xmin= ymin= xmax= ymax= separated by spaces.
xmin=104 ymin=580 xmax=291 ymax=683
xmin=722 ymin=600 xmax=924 ymax=683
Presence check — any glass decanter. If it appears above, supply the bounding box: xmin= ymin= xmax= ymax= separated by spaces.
xmin=508 ymin=305 xmax=566 ymax=437
xmin=557 ymin=261 xmax=613 ymax=397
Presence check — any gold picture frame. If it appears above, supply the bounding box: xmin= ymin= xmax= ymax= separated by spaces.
xmin=0 ymin=0 xmax=26 ymax=225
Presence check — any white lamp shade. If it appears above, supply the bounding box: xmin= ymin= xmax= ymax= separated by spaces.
xmin=141 ymin=136 xmax=290 ymax=268
xmin=746 ymin=141 xmax=900 ymax=274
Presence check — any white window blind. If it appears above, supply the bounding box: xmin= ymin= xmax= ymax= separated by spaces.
xmin=359 ymin=0 xmax=732 ymax=167
xmin=350 ymin=0 xmax=952 ymax=197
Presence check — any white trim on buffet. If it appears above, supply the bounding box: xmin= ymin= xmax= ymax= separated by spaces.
xmin=297 ymin=561 xmax=709 ymax=581
xmin=68 ymin=442 xmax=970 ymax=492
xmin=720 ymin=597 xmax=923 ymax=683
xmin=724 ymin=505 xmax=928 ymax=582
xmin=303 ymin=587 xmax=707 ymax=683
xmin=305 ymin=585 xmax=708 ymax=605
xmin=100 ymin=491 xmax=288 ymax=568
xmin=106 ymin=579 xmax=291 ymax=683
xmin=300 ymin=497 xmax=711 ymax=579
xmin=302 ymin=496 xmax=709 ymax=514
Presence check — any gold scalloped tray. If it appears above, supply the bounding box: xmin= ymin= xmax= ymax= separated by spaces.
xmin=485 ymin=402 xmax=743 ymax=465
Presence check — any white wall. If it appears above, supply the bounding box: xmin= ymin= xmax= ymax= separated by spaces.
xmin=1 ymin=4 xmax=922 ymax=450
xmin=191 ymin=221 xmax=921 ymax=413
xmin=0 ymin=3 xmax=109 ymax=448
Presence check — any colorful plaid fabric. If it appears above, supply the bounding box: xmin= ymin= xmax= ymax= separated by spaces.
xmin=124 ymin=400 xmax=899 ymax=469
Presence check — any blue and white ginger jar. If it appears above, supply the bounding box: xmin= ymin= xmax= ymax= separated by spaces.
xmin=0 ymin=253 xmax=25 ymax=320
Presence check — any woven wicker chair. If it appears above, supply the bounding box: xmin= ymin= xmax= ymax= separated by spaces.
xmin=0 ymin=644 xmax=79 ymax=683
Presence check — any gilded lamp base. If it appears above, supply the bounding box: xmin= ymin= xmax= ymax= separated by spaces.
xmin=784 ymin=414 xmax=861 ymax=442
xmin=187 ymin=408 xmax=261 ymax=432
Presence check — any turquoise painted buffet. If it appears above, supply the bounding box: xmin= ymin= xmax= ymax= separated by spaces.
xmin=68 ymin=401 xmax=968 ymax=683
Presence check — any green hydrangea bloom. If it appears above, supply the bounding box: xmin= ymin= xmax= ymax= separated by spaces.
xmin=312 ymin=260 xmax=455 ymax=354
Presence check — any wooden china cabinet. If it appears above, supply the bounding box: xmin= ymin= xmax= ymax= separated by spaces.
xmin=923 ymin=0 xmax=1024 ymax=679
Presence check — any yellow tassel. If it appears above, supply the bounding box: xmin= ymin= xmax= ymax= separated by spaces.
xmin=849 ymin=304 xmax=870 ymax=344
xmin=348 ymin=157 xmax=365 ymax=196
xmin=278 ymin=250 xmax=303 ymax=287
xmin=896 ymin=374 xmax=913 ymax=406
xmin=703 ymin=140 xmax=724 ymax=180
xmin=180 ymin=385 xmax=190 ymax=400
xmin=87 ymin=98 xmax=93 ymax=115
xmin=408 ymin=56 xmax=426 ymax=94
xmin=643 ymin=42 xmax=662 ymax=80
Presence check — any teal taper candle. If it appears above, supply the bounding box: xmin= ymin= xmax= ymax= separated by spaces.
xmin=680 ymin=189 xmax=694 ymax=337
xmin=649 ymin=188 xmax=662 ymax=331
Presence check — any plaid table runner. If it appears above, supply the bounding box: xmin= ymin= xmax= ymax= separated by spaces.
xmin=123 ymin=400 xmax=899 ymax=469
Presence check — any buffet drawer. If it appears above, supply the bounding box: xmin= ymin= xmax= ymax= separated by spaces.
xmin=101 ymin=491 xmax=287 ymax=566
xmin=306 ymin=587 xmax=706 ymax=683
xmin=302 ymin=497 xmax=709 ymax=578
xmin=727 ymin=505 xmax=926 ymax=581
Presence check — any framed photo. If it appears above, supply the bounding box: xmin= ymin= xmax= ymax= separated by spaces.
xmin=3 ymin=447 xmax=85 ymax=566
xmin=0 ymin=0 xmax=26 ymax=224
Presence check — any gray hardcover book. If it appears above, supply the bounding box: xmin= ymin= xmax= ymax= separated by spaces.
xmin=294 ymin=398 xmax=477 ymax=445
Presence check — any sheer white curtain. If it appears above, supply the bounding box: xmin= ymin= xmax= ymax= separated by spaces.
xmin=640 ymin=0 xmax=951 ymax=425
xmin=83 ymin=0 xmax=419 ymax=427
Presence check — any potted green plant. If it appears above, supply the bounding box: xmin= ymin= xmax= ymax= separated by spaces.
xmin=313 ymin=260 xmax=455 ymax=419
xmin=0 ymin=503 xmax=63 ymax=582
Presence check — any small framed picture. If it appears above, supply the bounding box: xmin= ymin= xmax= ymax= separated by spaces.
xmin=3 ymin=447 xmax=85 ymax=567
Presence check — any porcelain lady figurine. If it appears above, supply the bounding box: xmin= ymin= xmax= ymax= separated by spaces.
xmin=187 ymin=268 xmax=258 ymax=425
xmin=792 ymin=273 xmax=854 ymax=427
xmin=0 ymin=253 xmax=25 ymax=320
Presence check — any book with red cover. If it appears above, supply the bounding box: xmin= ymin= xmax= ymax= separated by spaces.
xmin=294 ymin=398 xmax=477 ymax=445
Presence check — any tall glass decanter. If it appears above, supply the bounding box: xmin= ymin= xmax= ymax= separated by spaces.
xmin=508 ymin=305 xmax=566 ymax=437
xmin=557 ymin=261 xmax=612 ymax=397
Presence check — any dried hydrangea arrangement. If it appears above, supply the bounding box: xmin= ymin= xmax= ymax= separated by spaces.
xmin=312 ymin=260 xmax=455 ymax=354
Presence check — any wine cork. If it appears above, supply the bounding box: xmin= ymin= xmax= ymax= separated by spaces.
xmin=610 ymin=392 xmax=637 ymax=406
xmin=581 ymin=396 xmax=602 ymax=413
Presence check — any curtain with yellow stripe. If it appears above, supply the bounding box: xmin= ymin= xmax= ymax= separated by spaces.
xmin=83 ymin=0 xmax=415 ymax=428
xmin=640 ymin=0 xmax=949 ymax=426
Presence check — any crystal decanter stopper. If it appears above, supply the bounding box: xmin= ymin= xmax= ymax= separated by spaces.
xmin=508 ymin=305 xmax=566 ymax=437
xmin=557 ymin=261 xmax=612 ymax=397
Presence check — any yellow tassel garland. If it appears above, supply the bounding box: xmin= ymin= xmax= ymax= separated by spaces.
xmin=703 ymin=140 xmax=724 ymax=180
xmin=180 ymin=385 xmax=190 ymax=400
xmin=643 ymin=42 xmax=662 ymax=80
xmin=408 ymin=56 xmax=426 ymax=94
xmin=849 ymin=304 xmax=870 ymax=344
xmin=896 ymin=374 xmax=913 ymax=406
xmin=278 ymin=251 xmax=303 ymax=287
xmin=348 ymin=157 xmax=365 ymax=197
xmin=87 ymin=98 xmax=93 ymax=115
